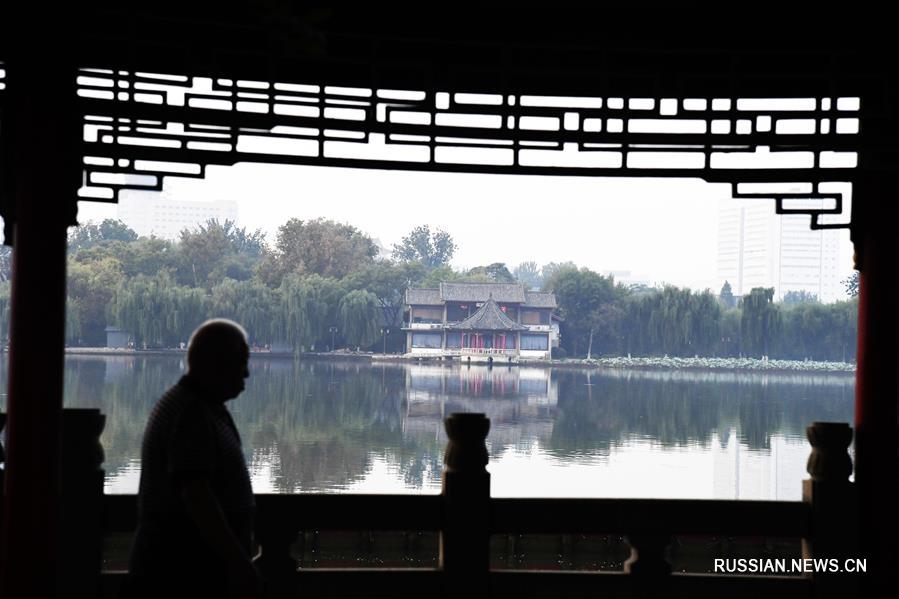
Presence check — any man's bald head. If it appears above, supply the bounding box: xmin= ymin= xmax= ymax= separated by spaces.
xmin=187 ymin=319 xmax=250 ymax=400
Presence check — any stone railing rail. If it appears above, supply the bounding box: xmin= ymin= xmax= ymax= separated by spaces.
xmin=0 ymin=412 xmax=859 ymax=599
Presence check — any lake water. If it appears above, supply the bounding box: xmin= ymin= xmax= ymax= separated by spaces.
xmin=2 ymin=355 xmax=855 ymax=500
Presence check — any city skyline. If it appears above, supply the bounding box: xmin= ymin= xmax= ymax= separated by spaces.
xmin=718 ymin=197 xmax=845 ymax=303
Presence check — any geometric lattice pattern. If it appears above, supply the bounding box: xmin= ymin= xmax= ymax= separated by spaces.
xmin=66 ymin=68 xmax=865 ymax=230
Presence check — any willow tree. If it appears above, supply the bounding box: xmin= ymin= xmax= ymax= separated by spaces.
xmin=689 ymin=290 xmax=722 ymax=355
xmin=337 ymin=290 xmax=381 ymax=350
xmin=740 ymin=287 xmax=781 ymax=357
xmin=110 ymin=272 xmax=207 ymax=348
xmin=65 ymin=297 xmax=83 ymax=346
xmin=275 ymin=275 xmax=313 ymax=351
xmin=168 ymin=286 xmax=209 ymax=346
xmin=210 ymin=278 xmax=276 ymax=345
xmin=622 ymin=286 xmax=723 ymax=357
xmin=300 ymin=275 xmax=346 ymax=345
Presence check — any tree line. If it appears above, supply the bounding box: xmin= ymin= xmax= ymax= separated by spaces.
xmin=0 ymin=219 xmax=858 ymax=361
xmin=544 ymin=268 xmax=858 ymax=362
xmin=0 ymin=220 xmax=470 ymax=352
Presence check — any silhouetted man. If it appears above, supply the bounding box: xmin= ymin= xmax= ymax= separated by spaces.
xmin=126 ymin=319 xmax=261 ymax=599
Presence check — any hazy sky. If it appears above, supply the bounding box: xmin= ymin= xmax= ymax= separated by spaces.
xmin=76 ymin=163 xmax=854 ymax=292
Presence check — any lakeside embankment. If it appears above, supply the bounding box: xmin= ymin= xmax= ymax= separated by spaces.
xmin=63 ymin=347 xmax=855 ymax=374
xmin=550 ymin=356 xmax=856 ymax=374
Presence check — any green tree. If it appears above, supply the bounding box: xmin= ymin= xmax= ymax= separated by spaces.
xmin=465 ymin=262 xmax=515 ymax=283
xmin=417 ymin=264 xmax=462 ymax=288
xmin=719 ymin=308 xmax=742 ymax=357
xmin=167 ymin=286 xmax=209 ymax=346
xmin=220 ymin=220 xmax=267 ymax=257
xmin=176 ymin=219 xmax=267 ymax=288
xmin=65 ymin=296 xmax=83 ymax=345
xmin=337 ymin=290 xmax=381 ymax=349
xmin=842 ymin=271 xmax=859 ymax=298
xmin=110 ymin=272 xmax=207 ymax=348
xmin=623 ymin=286 xmax=721 ymax=357
xmin=345 ymin=260 xmax=426 ymax=333
xmin=391 ymin=225 xmax=456 ymax=267
xmin=547 ymin=268 xmax=626 ymax=358
xmin=740 ymin=287 xmax=781 ymax=357
xmin=782 ymin=290 xmax=820 ymax=306
xmin=67 ymin=256 xmax=126 ymax=345
xmin=118 ymin=237 xmax=179 ymax=278
xmin=274 ymin=274 xmax=346 ymax=350
xmin=68 ymin=219 xmax=138 ymax=252
xmin=263 ymin=218 xmax=377 ymax=284
xmin=210 ymin=279 xmax=277 ymax=345
xmin=539 ymin=262 xmax=578 ymax=291
xmin=513 ymin=261 xmax=542 ymax=290
xmin=177 ymin=220 xmax=238 ymax=288
xmin=719 ymin=280 xmax=736 ymax=309
xmin=776 ymin=299 xmax=857 ymax=362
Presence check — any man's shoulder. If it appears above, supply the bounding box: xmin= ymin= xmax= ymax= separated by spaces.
xmin=147 ymin=378 xmax=207 ymax=430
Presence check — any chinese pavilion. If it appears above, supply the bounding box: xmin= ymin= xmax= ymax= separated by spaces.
xmin=405 ymin=283 xmax=558 ymax=362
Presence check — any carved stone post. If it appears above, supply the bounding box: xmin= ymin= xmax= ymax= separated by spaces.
xmin=440 ymin=412 xmax=491 ymax=599
xmin=624 ymin=534 xmax=672 ymax=578
xmin=254 ymin=500 xmax=300 ymax=596
xmin=803 ymin=421 xmax=858 ymax=599
xmin=58 ymin=408 xmax=106 ymax=599
xmin=625 ymin=532 xmax=673 ymax=599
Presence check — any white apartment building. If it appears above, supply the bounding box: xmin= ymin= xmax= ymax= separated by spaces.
xmin=717 ymin=198 xmax=843 ymax=302
xmin=116 ymin=190 xmax=239 ymax=240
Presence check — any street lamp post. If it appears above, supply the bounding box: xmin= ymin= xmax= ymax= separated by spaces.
xmin=329 ymin=326 xmax=338 ymax=352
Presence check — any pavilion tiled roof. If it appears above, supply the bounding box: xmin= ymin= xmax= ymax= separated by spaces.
xmin=440 ymin=282 xmax=526 ymax=303
xmin=406 ymin=282 xmax=557 ymax=309
xmin=405 ymin=288 xmax=442 ymax=305
xmin=523 ymin=291 xmax=557 ymax=308
xmin=448 ymin=296 xmax=527 ymax=331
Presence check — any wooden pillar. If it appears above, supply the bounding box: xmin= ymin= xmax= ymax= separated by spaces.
xmin=852 ymin=177 xmax=899 ymax=594
xmin=440 ymin=412 xmax=491 ymax=599
xmin=0 ymin=36 xmax=80 ymax=599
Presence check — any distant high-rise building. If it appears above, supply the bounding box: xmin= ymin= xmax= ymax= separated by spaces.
xmin=117 ymin=191 xmax=239 ymax=240
xmin=717 ymin=198 xmax=842 ymax=302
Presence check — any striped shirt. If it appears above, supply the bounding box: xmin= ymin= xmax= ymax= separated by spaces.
xmin=129 ymin=375 xmax=255 ymax=579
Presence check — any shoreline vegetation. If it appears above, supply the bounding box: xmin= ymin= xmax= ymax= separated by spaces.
xmin=62 ymin=347 xmax=855 ymax=374
xmin=2 ymin=218 xmax=856 ymax=365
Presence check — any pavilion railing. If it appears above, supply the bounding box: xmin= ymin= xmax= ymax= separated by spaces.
xmin=458 ymin=348 xmax=519 ymax=356
xmin=0 ymin=411 xmax=859 ymax=599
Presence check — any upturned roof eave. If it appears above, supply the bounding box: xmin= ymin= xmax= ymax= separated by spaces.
xmin=448 ymin=296 xmax=528 ymax=331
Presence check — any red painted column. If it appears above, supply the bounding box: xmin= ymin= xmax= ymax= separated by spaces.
xmin=853 ymin=182 xmax=899 ymax=594
xmin=0 ymin=50 xmax=79 ymax=599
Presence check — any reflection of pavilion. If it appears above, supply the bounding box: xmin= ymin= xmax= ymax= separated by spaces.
xmin=402 ymin=365 xmax=557 ymax=445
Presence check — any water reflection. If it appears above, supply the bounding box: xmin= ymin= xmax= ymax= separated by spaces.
xmin=0 ymin=356 xmax=855 ymax=499
xmin=405 ymin=365 xmax=557 ymax=452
